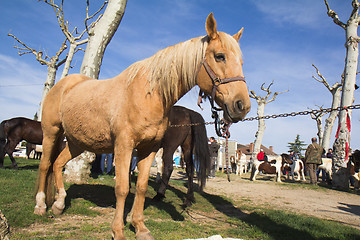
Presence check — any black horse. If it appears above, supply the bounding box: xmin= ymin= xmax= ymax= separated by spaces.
xmin=0 ymin=117 xmax=65 ymax=169
xmin=0 ymin=117 xmax=43 ymax=168
xmin=153 ymin=106 xmax=210 ymax=206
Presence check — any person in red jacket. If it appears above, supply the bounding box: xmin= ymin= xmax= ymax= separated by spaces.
xmin=257 ymin=149 xmax=264 ymax=161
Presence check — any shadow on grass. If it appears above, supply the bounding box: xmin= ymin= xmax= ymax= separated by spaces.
xmin=62 ymin=172 xmax=360 ymax=240
xmin=64 ymin=175 xmax=186 ymax=222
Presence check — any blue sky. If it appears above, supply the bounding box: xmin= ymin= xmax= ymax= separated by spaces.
xmin=0 ymin=0 xmax=358 ymax=154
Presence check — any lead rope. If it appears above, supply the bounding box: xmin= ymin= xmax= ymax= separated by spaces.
xmin=220 ymin=122 xmax=232 ymax=182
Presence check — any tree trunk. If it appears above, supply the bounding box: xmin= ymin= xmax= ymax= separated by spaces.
xmin=65 ymin=0 xmax=127 ymax=182
xmin=332 ymin=19 xmax=359 ymax=189
xmin=252 ymin=102 xmax=265 ymax=160
xmin=60 ymin=43 xmax=77 ymax=80
xmin=316 ymin=116 xmax=324 ymax=147
xmin=38 ymin=64 xmax=57 ymax=121
xmin=80 ymin=0 xmax=127 ymax=79
xmin=322 ymin=88 xmax=341 ymax=152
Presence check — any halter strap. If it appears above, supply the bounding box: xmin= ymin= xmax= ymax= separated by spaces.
xmin=197 ymin=59 xmax=246 ymax=109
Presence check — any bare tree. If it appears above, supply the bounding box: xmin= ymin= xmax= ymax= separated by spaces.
xmin=81 ymin=0 xmax=127 ymax=79
xmin=249 ymin=81 xmax=288 ymax=160
xmin=8 ymin=33 xmax=67 ymax=120
xmin=64 ymin=0 xmax=127 ymax=182
xmin=312 ymin=64 xmax=342 ymax=153
xmin=324 ymin=0 xmax=360 ymax=189
xmin=39 ymin=0 xmax=109 ymax=79
xmin=309 ymin=106 xmax=327 ymax=146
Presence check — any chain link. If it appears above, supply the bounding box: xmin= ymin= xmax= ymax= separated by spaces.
xmin=169 ymin=104 xmax=360 ymax=127
xmin=241 ymin=103 xmax=360 ymax=122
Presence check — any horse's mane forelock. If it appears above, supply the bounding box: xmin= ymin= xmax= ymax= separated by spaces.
xmin=126 ymin=32 xmax=242 ymax=104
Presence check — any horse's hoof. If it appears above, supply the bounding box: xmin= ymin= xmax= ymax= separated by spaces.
xmin=34 ymin=206 xmax=47 ymax=215
xmin=136 ymin=232 xmax=154 ymax=240
xmin=182 ymin=199 xmax=193 ymax=208
xmin=11 ymin=164 xmax=18 ymax=170
xmin=152 ymin=193 xmax=165 ymax=202
xmin=51 ymin=203 xmax=64 ymax=215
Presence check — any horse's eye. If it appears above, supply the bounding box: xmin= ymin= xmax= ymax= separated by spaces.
xmin=215 ymin=53 xmax=226 ymax=62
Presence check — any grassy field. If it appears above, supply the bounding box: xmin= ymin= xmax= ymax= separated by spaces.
xmin=1 ymin=156 xmax=360 ymax=240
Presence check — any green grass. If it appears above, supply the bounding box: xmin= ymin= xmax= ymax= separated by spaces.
xmin=1 ymin=156 xmax=360 ymax=239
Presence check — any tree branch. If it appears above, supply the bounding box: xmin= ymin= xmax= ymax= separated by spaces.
xmin=85 ymin=0 xmax=108 ymax=35
xmin=312 ymin=64 xmax=342 ymax=94
xmin=324 ymin=0 xmax=347 ymax=29
xmin=8 ymin=33 xmax=48 ymax=65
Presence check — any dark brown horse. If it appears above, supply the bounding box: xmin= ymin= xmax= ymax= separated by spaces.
xmin=0 ymin=117 xmax=42 ymax=169
xmin=153 ymin=106 xmax=210 ymax=206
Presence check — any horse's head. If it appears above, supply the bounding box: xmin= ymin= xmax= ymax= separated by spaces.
xmin=196 ymin=13 xmax=251 ymax=123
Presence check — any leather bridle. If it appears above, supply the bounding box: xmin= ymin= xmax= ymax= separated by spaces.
xmin=197 ymin=59 xmax=246 ymax=110
xmin=196 ymin=59 xmax=246 ymax=138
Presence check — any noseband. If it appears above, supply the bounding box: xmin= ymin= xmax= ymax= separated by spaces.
xmin=196 ymin=59 xmax=246 ymax=138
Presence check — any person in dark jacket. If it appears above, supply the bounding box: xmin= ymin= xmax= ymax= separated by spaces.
xmin=208 ymin=137 xmax=220 ymax=178
xmin=304 ymin=137 xmax=324 ymax=184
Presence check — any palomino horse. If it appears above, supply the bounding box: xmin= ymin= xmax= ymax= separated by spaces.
xmin=281 ymin=153 xmax=306 ymax=181
xmin=153 ymin=105 xmax=210 ymax=207
xmin=0 ymin=117 xmax=43 ymax=169
xmin=34 ymin=13 xmax=251 ymax=240
xmin=250 ymin=156 xmax=282 ymax=182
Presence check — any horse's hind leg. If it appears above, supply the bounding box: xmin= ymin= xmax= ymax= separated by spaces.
xmin=153 ymin=145 xmax=176 ymax=201
xmin=51 ymin=142 xmax=82 ymax=215
xmin=34 ymin=131 xmax=61 ymax=215
xmin=182 ymin=140 xmax=195 ymax=207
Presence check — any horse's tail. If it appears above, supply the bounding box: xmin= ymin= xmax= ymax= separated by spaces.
xmin=35 ymin=162 xmax=56 ymax=208
xmin=189 ymin=111 xmax=210 ymax=191
xmin=0 ymin=121 xmax=7 ymax=162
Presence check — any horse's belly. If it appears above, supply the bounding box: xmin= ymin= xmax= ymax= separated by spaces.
xmin=62 ymin=116 xmax=113 ymax=152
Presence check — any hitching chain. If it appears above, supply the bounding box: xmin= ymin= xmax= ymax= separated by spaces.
xmin=170 ymin=103 xmax=360 ymax=128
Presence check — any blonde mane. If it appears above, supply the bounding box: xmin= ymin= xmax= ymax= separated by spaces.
xmin=127 ymin=32 xmax=242 ymax=103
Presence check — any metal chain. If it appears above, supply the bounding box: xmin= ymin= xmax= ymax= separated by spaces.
xmin=170 ymin=121 xmax=215 ymax=128
xmin=169 ymin=104 xmax=360 ymax=127
xmin=241 ymin=103 xmax=360 ymax=122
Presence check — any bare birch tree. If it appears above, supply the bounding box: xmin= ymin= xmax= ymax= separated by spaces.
xmin=324 ymin=0 xmax=360 ymax=189
xmin=309 ymin=106 xmax=326 ymax=146
xmin=64 ymin=0 xmax=127 ymax=182
xmin=8 ymin=33 xmax=67 ymax=120
xmin=80 ymin=0 xmax=127 ymax=79
xmin=39 ymin=0 xmax=108 ymax=79
xmin=249 ymin=82 xmax=288 ymax=160
xmin=311 ymin=64 xmax=342 ymax=153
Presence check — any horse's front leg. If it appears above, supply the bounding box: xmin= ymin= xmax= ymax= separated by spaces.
xmin=131 ymin=151 xmax=156 ymax=240
xmin=112 ymin=149 xmax=133 ymax=240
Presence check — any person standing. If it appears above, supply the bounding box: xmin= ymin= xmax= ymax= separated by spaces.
xmin=304 ymin=137 xmax=324 ymax=185
xmin=208 ymin=137 xmax=220 ymax=178
xmin=100 ymin=153 xmax=113 ymax=175
xmin=257 ymin=149 xmax=264 ymax=161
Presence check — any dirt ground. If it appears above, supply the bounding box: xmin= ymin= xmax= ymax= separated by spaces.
xmin=198 ymin=170 xmax=360 ymax=230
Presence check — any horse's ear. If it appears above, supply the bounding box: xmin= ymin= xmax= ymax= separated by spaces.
xmin=206 ymin=13 xmax=218 ymax=40
xmin=233 ymin=27 xmax=244 ymax=42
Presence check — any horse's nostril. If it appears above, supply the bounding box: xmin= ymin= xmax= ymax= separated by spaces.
xmin=236 ymin=101 xmax=243 ymax=112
